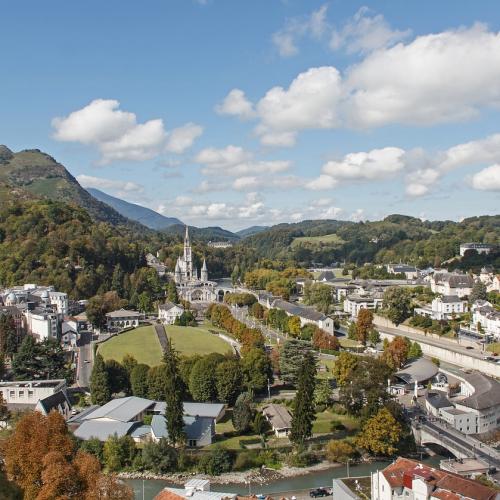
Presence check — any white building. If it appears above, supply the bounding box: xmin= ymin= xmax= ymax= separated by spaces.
xmin=158 ymin=302 xmax=184 ymax=325
xmin=459 ymin=242 xmax=495 ymax=257
xmin=472 ymin=301 xmax=500 ymax=339
xmin=343 ymin=291 xmax=384 ymax=319
xmin=0 ymin=379 xmax=68 ymax=409
xmin=271 ymin=298 xmax=335 ymax=334
xmin=105 ymin=309 xmax=142 ymax=330
xmin=414 ymin=295 xmax=468 ymax=321
xmin=24 ymin=307 xmax=59 ymax=340
xmin=430 ymin=272 xmax=474 ymax=298
xmin=207 ymin=241 xmax=233 ymax=248
xmin=371 ymin=457 xmax=499 ymax=500
xmin=386 ymin=264 xmax=419 ymax=280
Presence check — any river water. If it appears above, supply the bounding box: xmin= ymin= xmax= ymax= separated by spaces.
xmin=126 ymin=455 xmax=445 ymax=499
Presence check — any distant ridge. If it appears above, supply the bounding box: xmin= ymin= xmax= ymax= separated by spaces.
xmin=236 ymin=225 xmax=269 ymax=238
xmin=162 ymin=223 xmax=240 ymax=241
xmin=87 ymin=188 xmax=182 ymax=230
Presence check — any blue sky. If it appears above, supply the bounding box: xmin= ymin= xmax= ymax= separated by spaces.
xmin=1 ymin=0 xmax=500 ymax=230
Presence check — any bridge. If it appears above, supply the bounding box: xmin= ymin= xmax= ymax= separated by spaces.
xmin=413 ymin=419 xmax=500 ymax=469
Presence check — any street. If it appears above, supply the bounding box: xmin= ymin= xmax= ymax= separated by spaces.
xmin=76 ymin=331 xmax=93 ymax=389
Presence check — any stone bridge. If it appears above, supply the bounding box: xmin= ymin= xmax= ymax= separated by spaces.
xmin=413 ymin=422 xmax=471 ymax=459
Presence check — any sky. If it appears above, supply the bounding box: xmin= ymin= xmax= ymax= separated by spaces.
xmin=1 ymin=0 xmax=500 ymax=231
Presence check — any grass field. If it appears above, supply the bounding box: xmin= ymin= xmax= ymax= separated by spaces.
xmin=312 ymin=409 xmax=359 ymax=435
xmin=339 ymin=338 xmax=363 ymax=348
xmin=165 ymin=323 xmax=232 ymax=357
xmin=317 ymin=359 xmax=336 ymax=379
xmin=98 ymin=326 xmax=162 ymax=366
xmin=98 ymin=322 xmax=232 ymax=366
xmin=291 ymin=233 xmax=345 ymax=248
xmin=486 ymin=342 xmax=500 ymax=355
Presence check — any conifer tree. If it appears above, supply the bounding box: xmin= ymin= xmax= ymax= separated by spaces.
xmin=90 ymin=354 xmax=111 ymax=405
xmin=163 ymin=339 xmax=185 ymax=446
xmin=290 ymin=350 xmax=317 ymax=447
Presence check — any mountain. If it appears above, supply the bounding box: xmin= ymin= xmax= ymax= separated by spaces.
xmin=0 ymin=145 xmax=140 ymax=227
xmin=162 ymin=223 xmax=240 ymax=241
xmin=236 ymin=225 xmax=269 ymax=238
xmin=87 ymin=188 xmax=182 ymax=230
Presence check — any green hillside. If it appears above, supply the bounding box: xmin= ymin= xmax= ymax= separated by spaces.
xmin=0 ymin=145 xmax=141 ymax=227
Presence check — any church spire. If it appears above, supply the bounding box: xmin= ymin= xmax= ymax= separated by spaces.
xmin=184 ymin=225 xmax=190 ymax=246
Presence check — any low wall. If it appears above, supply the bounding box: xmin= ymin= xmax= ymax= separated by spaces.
xmin=378 ymin=330 xmax=499 ymax=378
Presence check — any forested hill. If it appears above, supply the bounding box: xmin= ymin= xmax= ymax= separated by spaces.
xmin=0 ymin=145 xmax=143 ymax=228
xmin=241 ymin=214 xmax=500 ymax=268
xmin=162 ymin=223 xmax=240 ymax=241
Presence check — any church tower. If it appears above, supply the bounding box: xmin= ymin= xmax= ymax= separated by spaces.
xmin=201 ymin=258 xmax=208 ymax=282
xmin=183 ymin=225 xmax=193 ymax=280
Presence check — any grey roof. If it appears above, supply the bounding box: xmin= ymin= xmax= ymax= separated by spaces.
xmin=433 ymin=273 xmax=474 ymax=288
xmin=158 ymin=301 xmax=182 ymax=311
xmin=74 ymin=420 xmax=138 ymax=441
xmin=67 ymin=405 xmax=100 ymax=424
xmin=425 ymin=391 xmax=452 ymax=410
xmin=151 ymin=414 xmax=213 ymax=441
xmin=262 ymin=403 xmax=292 ymax=430
xmin=81 ymin=396 xmax=154 ymax=422
xmin=440 ymin=295 xmax=462 ymax=303
xmin=395 ymin=357 xmax=439 ymax=384
xmin=182 ymin=402 xmax=225 ymax=419
xmin=317 ymin=271 xmax=335 ymax=281
xmin=160 ymin=487 xmax=237 ymax=500
xmin=271 ymin=299 xmax=327 ymax=322
xmin=390 ymin=265 xmax=417 ymax=273
xmin=130 ymin=425 xmax=152 ymax=439
xmin=458 ymin=372 xmax=500 ymax=410
xmin=105 ymin=308 xmax=142 ymax=318
xmin=37 ymin=391 xmax=71 ymax=415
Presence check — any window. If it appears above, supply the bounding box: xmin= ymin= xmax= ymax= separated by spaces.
xmin=9 ymin=391 xmax=15 ymax=398
xmin=188 ymin=439 xmax=197 ymax=447
xmin=28 ymin=390 xmax=34 ymax=398
xmin=18 ymin=391 xmax=24 ymax=397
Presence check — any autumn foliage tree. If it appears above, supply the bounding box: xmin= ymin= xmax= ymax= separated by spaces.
xmin=312 ymin=328 xmax=340 ymax=351
xmin=382 ymin=336 xmax=410 ymax=370
xmin=2 ymin=411 xmax=133 ymax=499
xmin=356 ymin=408 xmax=402 ymax=456
xmin=356 ymin=308 xmax=374 ymax=345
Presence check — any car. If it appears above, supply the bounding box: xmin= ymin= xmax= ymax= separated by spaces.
xmin=309 ymin=488 xmax=329 ymax=497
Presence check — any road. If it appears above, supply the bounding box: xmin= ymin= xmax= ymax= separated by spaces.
xmin=76 ymin=331 xmax=93 ymax=389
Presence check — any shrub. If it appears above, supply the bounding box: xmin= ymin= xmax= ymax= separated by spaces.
xmin=199 ymin=446 xmax=233 ymax=476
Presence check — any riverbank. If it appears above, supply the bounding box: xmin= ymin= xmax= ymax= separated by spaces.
xmin=119 ymin=460 xmax=343 ymax=485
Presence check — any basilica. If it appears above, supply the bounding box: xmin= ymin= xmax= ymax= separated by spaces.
xmin=174 ymin=227 xmax=218 ymax=303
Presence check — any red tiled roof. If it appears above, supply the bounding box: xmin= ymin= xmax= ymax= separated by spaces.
xmin=381 ymin=457 xmax=498 ymax=500
xmin=154 ymin=490 xmax=185 ymax=500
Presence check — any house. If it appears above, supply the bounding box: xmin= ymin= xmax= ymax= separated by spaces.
xmin=459 ymin=242 xmax=495 ymax=257
xmin=71 ymin=396 xmax=219 ymax=445
xmin=430 ymin=272 xmax=474 ymax=298
xmin=155 ymin=480 xmax=237 ymax=500
xmin=262 ymin=403 xmax=292 ymax=438
xmin=0 ymin=379 xmax=68 ymax=412
xmin=270 ymin=298 xmax=334 ymax=334
xmin=158 ymin=302 xmax=184 ymax=325
xmin=414 ymin=295 xmax=468 ymax=321
xmin=315 ymin=270 xmax=336 ymax=282
xmin=152 ymin=401 xmax=226 ymax=422
xmin=371 ymin=457 xmax=499 ymax=500
xmin=105 ymin=309 xmax=142 ymax=330
xmin=207 ymin=241 xmax=233 ymax=248
xmin=343 ymin=291 xmax=384 ymax=319
xmin=333 ymin=283 xmax=359 ymax=302
xmin=472 ymin=301 xmax=500 ymax=339
xmin=387 ymin=264 xmax=419 ymax=280
xmin=35 ymin=391 xmax=72 ymax=419
xmin=24 ymin=307 xmax=59 ymax=341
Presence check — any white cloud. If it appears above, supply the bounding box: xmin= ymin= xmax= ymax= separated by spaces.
xmin=330 ymin=7 xmax=410 ymax=54
xmin=438 ymin=133 xmax=500 ymax=171
xmin=165 ymin=123 xmax=203 ymax=154
xmin=174 ymin=196 xmax=194 ymax=206
xmin=232 ymin=175 xmax=302 ymax=191
xmin=255 ymin=66 xmax=342 ymax=146
xmin=215 ymin=89 xmax=256 ymax=120
xmin=272 ymin=4 xmax=329 ymax=57
xmin=52 ymin=99 xmax=201 ymax=164
xmin=471 ymin=164 xmax=500 ymax=191
xmin=307 ymin=147 xmax=405 ymax=190
xmin=346 ymin=23 xmax=500 ymax=128
xmin=350 ymin=209 xmax=365 ymax=222
xmin=77 ymin=174 xmax=143 ymax=193
xmin=194 ymin=145 xmax=251 ymax=169
xmin=404 ymin=168 xmax=440 ymax=197
xmin=224 ymin=24 xmax=500 ymax=146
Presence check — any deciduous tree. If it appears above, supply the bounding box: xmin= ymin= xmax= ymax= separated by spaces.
xmin=216 ymin=358 xmax=242 ymax=404
xmin=356 ymin=408 xmax=402 ymax=456
xmin=356 ymin=309 xmax=373 ymax=345
xmin=325 ymin=440 xmax=355 ymax=463
xmin=383 ymin=287 xmax=412 ymax=325
xmin=382 ymin=336 xmax=409 ymax=370
xmin=332 ymin=352 xmax=358 ymax=386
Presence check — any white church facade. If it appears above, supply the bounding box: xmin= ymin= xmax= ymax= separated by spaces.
xmin=174 ymin=227 xmax=218 ymax=303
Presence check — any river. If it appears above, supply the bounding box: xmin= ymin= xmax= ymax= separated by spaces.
xmin=126 ymin=454 xmax=446 ymax=499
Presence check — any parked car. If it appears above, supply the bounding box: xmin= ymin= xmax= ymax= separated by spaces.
xmin=310 ymin=488 xmax=329 ymax=497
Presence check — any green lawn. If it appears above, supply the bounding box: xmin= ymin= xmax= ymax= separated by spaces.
xmin=317 ymin=359 xmax=336 ymax=379
xmin=98 ymin=326 xmax=163 ymax=366
xmin=98 ymin=322 xmax=232 ymax=366
xmin=339 ymin=338 xmax=363 ymax=348
xmin=487 ymin=342 xmax=500 ymax=355
xmin=312 ymin=409 xmax=360 ymax=435
xmin=166 ymin=323 xmax=232 ymax=356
